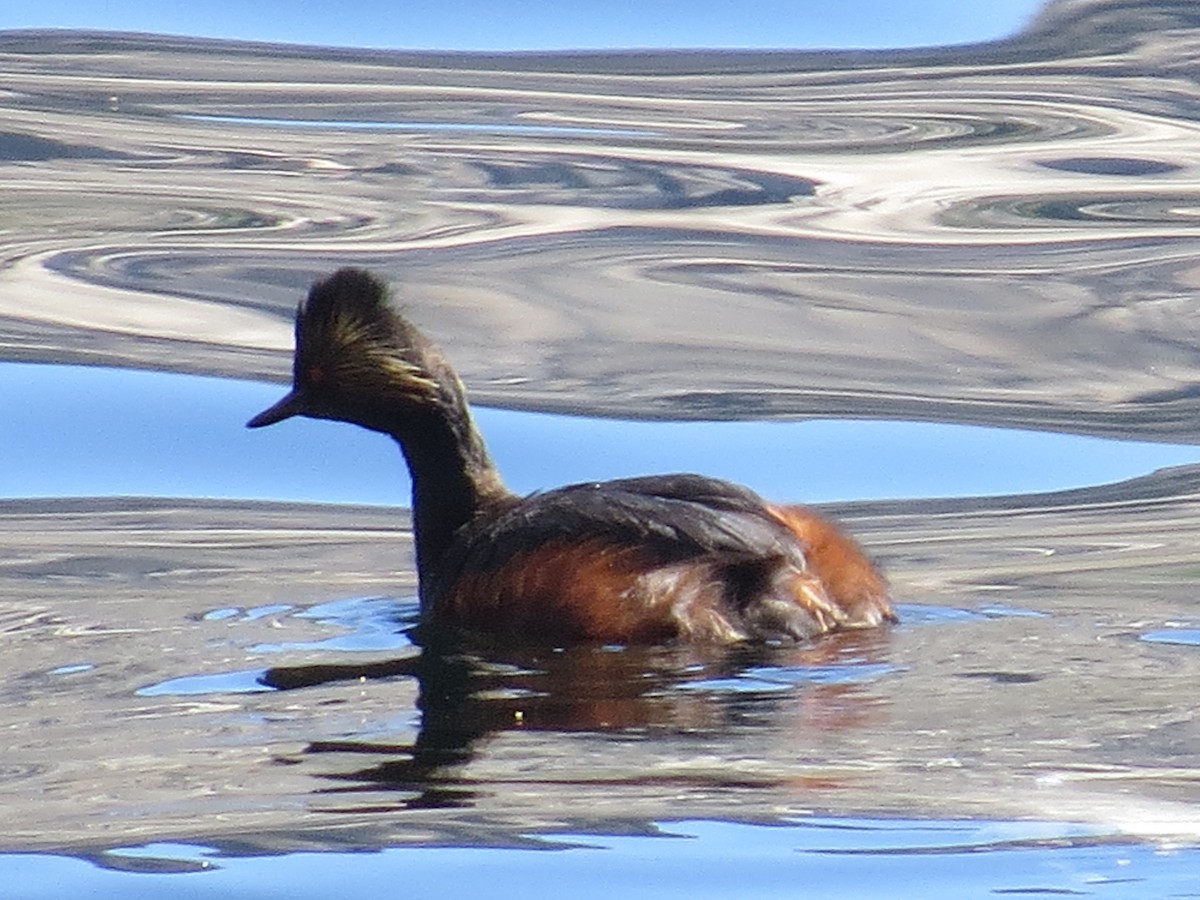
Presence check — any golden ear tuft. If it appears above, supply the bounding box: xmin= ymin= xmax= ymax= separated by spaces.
xmin=378 ymin=356 xmax=442 ymax=399
xmin=294 ymin=267 xmax=447 ymax=405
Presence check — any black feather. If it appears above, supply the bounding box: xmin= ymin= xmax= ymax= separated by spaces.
xmin=442 ymin=473 xmax=799 ymax=577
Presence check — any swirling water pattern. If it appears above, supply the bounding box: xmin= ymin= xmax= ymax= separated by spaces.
xmin=3 ymin=3 xmax=1200 ymax=434
xmin=2 ymin=0 xmax=1200 ymax=886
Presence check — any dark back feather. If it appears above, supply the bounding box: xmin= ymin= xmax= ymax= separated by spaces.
xmin=438 ymin=474 xmax=803 ymax=581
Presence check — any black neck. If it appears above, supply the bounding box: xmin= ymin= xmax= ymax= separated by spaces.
xmin=387 ymin=407 xmax=509 ymax=591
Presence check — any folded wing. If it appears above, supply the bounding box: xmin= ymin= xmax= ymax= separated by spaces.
xmin=426 ymin=474 xmax=893 ymax=643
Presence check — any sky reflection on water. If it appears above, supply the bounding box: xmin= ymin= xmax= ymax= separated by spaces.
xmin=7 ymin=0 xmax=1047 ymax=51
xmin=6 ymin=361 xmax=1200 ymax=505
xmin=4 ymin=816 xmax=1195 ymax=900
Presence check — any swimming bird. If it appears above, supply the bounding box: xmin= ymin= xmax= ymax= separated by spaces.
xmin=248 ymin=268 xmax=895 ymax=644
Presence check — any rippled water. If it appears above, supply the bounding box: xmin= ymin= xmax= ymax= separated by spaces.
xmin=4 ymin=1 xmax=1200 ymax=895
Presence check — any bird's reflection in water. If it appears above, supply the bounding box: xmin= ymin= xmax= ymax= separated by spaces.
xmin=259 ymin=626 xmax=895 ymax=811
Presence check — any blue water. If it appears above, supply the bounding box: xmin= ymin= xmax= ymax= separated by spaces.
xmin=1140 ymin=629 xmax=1200 ymax=648
xmin=4 ymin=818 xmax=1194 ymax=900
xmin=4 ymin=361 xmax=1199 ymax=505
xmin=5 ymin=0 xmax=1047 ymax=52
xmin=137 ymin=596 xmax=986 ymax=699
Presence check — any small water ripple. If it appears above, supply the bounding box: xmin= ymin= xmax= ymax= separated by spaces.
xmin=1140 ymin=628 xmax=1200 ymax=646
xmin=942 ymin=191 xmax=1200 ymax=229
xmin=138 ymin=668 xmax=274 ymax=697
xmin=677 ymin=662 xmax=898 ymax=695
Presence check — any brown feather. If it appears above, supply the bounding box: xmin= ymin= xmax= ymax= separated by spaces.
xmin=432 ymin=537 xmax=755 ymax=643
xmin=765 ymin=505 xmax=895 ymax=627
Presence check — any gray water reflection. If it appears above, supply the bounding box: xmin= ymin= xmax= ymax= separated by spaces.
xmin=3 ymin=1 xmax=1200 ymax=440
xmin=2 ymin=0 xmax=1200 ymax=881
xmin=179 ymin=114 xmax=660 ymax=138
xmin=3 ymin=468 xmax=1200 ymax=852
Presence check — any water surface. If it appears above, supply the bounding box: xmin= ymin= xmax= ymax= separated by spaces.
xmin=6 ymin=361 xmax=1200 ymax=504
xmin=7 ymin=818 xmax=1195 ymax=900
xmin=3 ymin=0 xmax=1200 ymax=894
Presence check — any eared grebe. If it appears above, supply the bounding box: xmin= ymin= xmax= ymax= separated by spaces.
xmin=248 ymin=268 xmax=895 ymax=643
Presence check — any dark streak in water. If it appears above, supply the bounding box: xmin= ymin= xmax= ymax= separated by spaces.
xmin=0 ymin=131 xmax=135 ymax=162
xmin=1038 ymin=156 xmax=1184 ymax=176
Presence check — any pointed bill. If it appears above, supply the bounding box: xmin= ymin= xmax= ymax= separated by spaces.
xmin=247 ymin=389 xmax=306 ymax=428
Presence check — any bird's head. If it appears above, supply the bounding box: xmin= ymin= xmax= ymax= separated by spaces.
xmin=248 ymin=268 xmax=454 ymax=434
